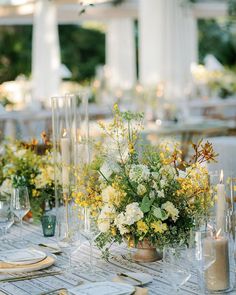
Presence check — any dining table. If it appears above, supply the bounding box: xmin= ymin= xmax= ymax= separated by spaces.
xmin=0 ymin=222 xmax=235 ymax=295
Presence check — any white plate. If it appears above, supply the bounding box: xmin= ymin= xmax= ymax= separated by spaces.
xmin=114 ymin=272 xmax=153 ymax=286
xmin=0 ymin=255 xmax=56 ymax=273
xmin=69 ymin=281 xmax=135 ymax=295
xmin=0 ymin=248 xmax=47 ymax=265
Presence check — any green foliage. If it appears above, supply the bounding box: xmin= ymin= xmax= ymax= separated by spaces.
xmin=0 ymin=26 xmax=32 ymax=84
xmin=0 ymin=25 xmax=105 ymax=84
xmin=59 ymin=25 xmax=105 ymax=81
xmin=198 ymin=19 xmax=236 ymax=66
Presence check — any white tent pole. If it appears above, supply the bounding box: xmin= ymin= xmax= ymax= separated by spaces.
xmin=139 ymin=0 xmax=197 ymax=99
xmin=106 ymin=18 xmax=136 ymax=89
xmin=32 ymin=0 xmax=61 ymax=105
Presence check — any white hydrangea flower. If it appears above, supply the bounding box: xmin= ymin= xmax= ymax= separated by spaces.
xmin=149 ymin=191 xmax=155 ymax=199
xmin=157 ymin=190 xmax=165 ymax=198
xmin=137 ymin=184 xmax=147 ymax=196
xmin=129 ymin=164 xmax=150 ymax=183
xmin=125 ymin=202 xmax=143 ymax=225
xmin=15 ymin=149 xmax=26 ymax=158
xmin=152 ymin=182 xmax=159 ymax=192
xmin=162 ymin=201 xmax=179 ymax=222
xmin=114 ymin=202 xmax=143 ymax=234
xmin=160 ymin=179 xmax=166 ymax=189
xmin=101 ymin=185 xmax=117 ymax=203
xmin=97 ymin=204 xmax=116 ymax=233
xmin=0 ymin=179 xmax=12 ymax=195
xmin=97 ymin=219 xmax=111 ymax=233
xmin=114 ymin=212 xmax=129 ymax=234
xmin=151 ymin=172 xmax=159 ymax=180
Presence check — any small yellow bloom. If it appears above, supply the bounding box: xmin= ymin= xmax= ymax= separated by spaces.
xmin=137 ymin=220 xmax=149 ymax=234
xmin=151 ymin=221 xmax=167 ymax=233
xmin=111 ymin=227 xmax=117 ymax=236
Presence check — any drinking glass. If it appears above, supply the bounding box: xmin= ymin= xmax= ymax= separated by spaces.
xmin=79 ymin=207 xmax=100 ymax=272
xmin=163 ymin=245 xmax=191 ymax=292
xmin=0 ymin=194 xmax=14 ymax=244
xmin=11 ymin=187 xmax=30 ymax=244
xmin=57 ymin=220 xmax=80 ymax=272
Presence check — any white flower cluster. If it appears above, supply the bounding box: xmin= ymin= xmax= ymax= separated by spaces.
xmin=129 ymin=164 xmax=150 ymax=183
xmin=15 ymin=149 xmax=26 ymax=158
xmin=101 ymin=185 xmax=118 ymax=203
xmin=0 ymin=179 xmax=12 ymax=195
xmin=137 ymin=184 xmax=146 ymax=196
xmin=97 ymin=204 xmax=116 ymax=233
xmin=114 ymin=202 xmax=143 ymax=234
xmin=162 ymin=201 xmax=179 ymax=222
xmin=34 ymin=166 xmax=54 ymax=189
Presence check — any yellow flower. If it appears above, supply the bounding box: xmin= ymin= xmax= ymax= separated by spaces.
xmin=111 ymin=227 xmax=117 ymax=236
xmin=137 ymin=220 xmax=149 ymax=234
xmin=151 ymin=221 xmax=168 ymax=233
xmin=32 ymin=189 xmax=40 ymax=197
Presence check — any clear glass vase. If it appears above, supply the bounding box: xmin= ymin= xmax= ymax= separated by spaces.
xmin=51 ymin=93 xmax=90 ymax=234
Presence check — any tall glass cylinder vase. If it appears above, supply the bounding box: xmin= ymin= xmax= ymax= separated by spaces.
xmin=51 ymin=93 xmax=90 ymax=238
xmin=51 ymin=94 xmax=78 ymax=238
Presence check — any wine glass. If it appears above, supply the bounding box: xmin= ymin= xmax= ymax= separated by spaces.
xmin=11 ymin=187 xmax=30 ymax=245
xmin=163 ymin=245 xmax=191 ymax=292
xmin=56 ymin=204 xmax=81 ymax=272
xmin=0 ymin=194 xmax=14 ymax=244
xmin=79 ymin=207 xmax=100 ymax=272
xmin=57 ymin=221 xmax=80 ymax=272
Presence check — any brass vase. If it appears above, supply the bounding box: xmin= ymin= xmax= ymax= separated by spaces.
xmin=131 ymin=239 xmax=162 ymax=263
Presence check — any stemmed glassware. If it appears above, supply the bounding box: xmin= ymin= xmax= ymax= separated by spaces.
xmin=11 ymin=187 xmax=30 ymax=245
xmin=79 ymin=207 xmax=100 ymax=272
xmin=57 ymin=223 xmax=80 ymax=271
xmin=0 ymin=194 xmax=14 ymax=244
xmin=163 ymin=245 xmax=191 ymax=292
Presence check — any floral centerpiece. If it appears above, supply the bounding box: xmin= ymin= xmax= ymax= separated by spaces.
xmin=0 ymin=133 xmax=55 ymax=221
xmin=74 ymin=105 xmax=217 ymax=261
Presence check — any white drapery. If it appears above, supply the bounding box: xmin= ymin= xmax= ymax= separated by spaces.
xmin=32 ymin=0 xmax=61 ymax=104
xmin=106 ymin=18 xmax=136 ymax=89
xmin=139 ymin=0 xmax=197 ymax=99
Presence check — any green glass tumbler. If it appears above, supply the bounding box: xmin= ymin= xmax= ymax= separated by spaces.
xmin=41 ymin=214 xmax=56 ymax=237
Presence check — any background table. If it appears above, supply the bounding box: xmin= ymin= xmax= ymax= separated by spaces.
xmin=0 ymin=223 xmax=235 ymax=295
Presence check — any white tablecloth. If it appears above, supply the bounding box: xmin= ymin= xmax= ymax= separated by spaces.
xmin=0 ymin=223 xmax=235 ymax=295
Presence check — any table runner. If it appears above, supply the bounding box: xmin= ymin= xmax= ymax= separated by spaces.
xmin=0 ymin=223 xmax=235 ymax=295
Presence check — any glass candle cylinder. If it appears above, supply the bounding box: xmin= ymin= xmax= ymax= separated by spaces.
xmin=41 ymin=215 xmax=56 ymax=237
xmin=51 ymin=94 xmax=90 ymax=238
xmin=203 ymin=231 xmax=235 ymax=293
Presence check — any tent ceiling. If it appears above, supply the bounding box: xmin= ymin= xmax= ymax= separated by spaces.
xmin=0 ymin=0 xmax=228 ymax=25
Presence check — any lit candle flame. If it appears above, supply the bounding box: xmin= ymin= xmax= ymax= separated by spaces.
xmin=216 ymin=228 xmax=222 ymax=238
xmin=62 ymin=129 xmax=67 ymax=137
xmin=220 ymin=170 xmax=224 ymax=184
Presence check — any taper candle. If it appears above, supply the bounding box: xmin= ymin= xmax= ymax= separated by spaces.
xmin=216 ymin=170 xmax=226 ymax=232
xmin=60 ymin=130 xmax=70 ymax=193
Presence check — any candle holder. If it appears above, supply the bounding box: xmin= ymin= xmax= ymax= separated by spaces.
xmin=51 ymin=94 xmax=90 ymax=238
xmin=202 ymin=230 xmax=235 ymax=293
xmin=51 ymin=94 xmax=79 ymax=237
xmin=41 ymin=214 xmax=56 ymax=237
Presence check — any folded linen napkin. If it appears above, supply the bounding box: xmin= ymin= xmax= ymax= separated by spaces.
xmin=112 ymin=276 xmax=148 ymax=294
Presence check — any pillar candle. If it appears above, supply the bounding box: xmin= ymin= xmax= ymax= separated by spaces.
xmin=204 ymin=235 xmax=229 ymax=291
xmin=216 ymin=170 xmax=226 ymax=232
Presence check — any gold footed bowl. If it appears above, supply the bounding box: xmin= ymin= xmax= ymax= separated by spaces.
xmin=130 ymin=239 xmax=162 ymax=263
